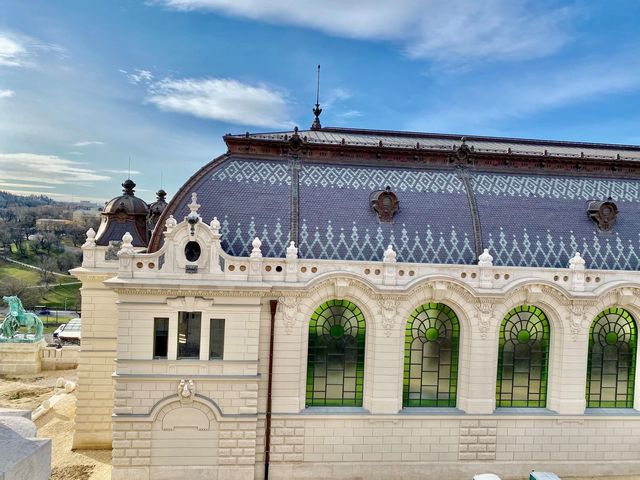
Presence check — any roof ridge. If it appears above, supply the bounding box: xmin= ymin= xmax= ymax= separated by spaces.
xmin=227 ymin=126 xmax=640 ymax=151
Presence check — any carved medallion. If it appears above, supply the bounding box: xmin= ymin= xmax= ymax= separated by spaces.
xmin=370 ymin=186 xmax=399 ymax=223
xmin=588 ymin=197 xmax=618 ymax=231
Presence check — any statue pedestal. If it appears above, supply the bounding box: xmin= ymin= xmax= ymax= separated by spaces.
xmin=0 ymin=341 xmax=45 ymax=374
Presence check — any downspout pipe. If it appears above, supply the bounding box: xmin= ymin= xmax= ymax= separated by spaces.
xmin=264 ymin=299 xmax=278 ymax=480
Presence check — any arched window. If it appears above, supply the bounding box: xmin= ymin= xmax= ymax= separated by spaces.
xmin=403 ymin=303 xmax=460 ymax=407
xmin=496 ymin=305 xmax=550 ymax=407
xmin=306 ymin=299 xmax=365 ymax=407
xmin=586 ymin=308 xmax=637 ymax=408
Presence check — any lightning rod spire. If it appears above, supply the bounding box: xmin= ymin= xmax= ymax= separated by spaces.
xmin=311 ymin=64 xmax=322 ymax=130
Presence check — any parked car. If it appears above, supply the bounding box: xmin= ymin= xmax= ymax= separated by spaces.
xmin=37 ymin=308 xmax=51 ymax=316
xmin=54 ymin=318 xmax=81 ymax=345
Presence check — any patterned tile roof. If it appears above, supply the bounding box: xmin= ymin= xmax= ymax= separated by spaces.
xmin=164 ymin=151 xmax=640 ymax=270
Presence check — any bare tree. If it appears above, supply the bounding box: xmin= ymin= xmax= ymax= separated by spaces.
xmin=0 ymin=278 xmax=45 ymax=310
xmin=37 ymin=255 xmax=58 ymax=287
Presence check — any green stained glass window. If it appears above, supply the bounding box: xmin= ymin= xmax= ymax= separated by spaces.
xmin=403 ymin=303 xmax=460 ymax=407
xmin=496 ymin=305 xmax=549 ymax=407
xmin=306 ymin=299 xmax=366 ymax=407
xmin=586 ymin=307 xmax=637 ymax=408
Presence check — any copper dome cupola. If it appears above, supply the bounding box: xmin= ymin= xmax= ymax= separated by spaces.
xmin=95 ymin=179 xmax=150 ymax=247
xmin=147 ymin=189 xmax=169 ymax=238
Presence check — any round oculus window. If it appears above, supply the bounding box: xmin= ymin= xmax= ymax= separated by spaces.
xmin=184 ymin=241 xmax=201 ymax=262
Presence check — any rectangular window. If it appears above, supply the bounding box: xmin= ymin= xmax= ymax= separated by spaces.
xmin=209 ymin=319 xmax=225 ymax=359
xmin=177 ymin=312 xmax=201 ymax=359
xmin=153 ymin=317 xmax=169 ymax=359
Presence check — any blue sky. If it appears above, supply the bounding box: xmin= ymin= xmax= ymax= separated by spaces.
xmin=1 ymin=0 xmax=640 ymax=203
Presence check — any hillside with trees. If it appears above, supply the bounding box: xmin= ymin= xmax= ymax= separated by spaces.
xmin=0 ymin=192 xmax=101 ymax=312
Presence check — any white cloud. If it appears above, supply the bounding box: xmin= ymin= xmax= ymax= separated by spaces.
xmin=147 ymin=77 xmax=291 ymax=127
xmin=0 ymin=32 xmax=27 ymax=66
xmin=0 ymin=153 xmax=111 ymax=186
xmin=0 ymin=182 xmax=55 ymax=190
xmin=120 ymin=68 xmax=154 ymax=85
xmin=409 ymin=51 xmax=640 ymax=132
xmin=0 ymin=89 xmax=14 ymax=98
xmin=154 ymin=0 xmax=572 ymax=62
xmin=104 ymin=169 xmax=142 ymax=175
xmin=0 ymin=31 xmax=64 ymax=68
xmin=335 ymin=110 xmax=363 ymax=120
xmin=72 ymin=140 xmax=105 ymax=147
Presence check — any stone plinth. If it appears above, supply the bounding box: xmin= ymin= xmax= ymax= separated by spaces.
xmin=0 ymin=341 xmax=45 ymax=374
xmin=0 ymin=412 xmax=51 ymax=480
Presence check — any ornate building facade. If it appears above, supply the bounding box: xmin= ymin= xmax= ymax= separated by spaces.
xmin=73 ymin=126 xmax=640 ymax=479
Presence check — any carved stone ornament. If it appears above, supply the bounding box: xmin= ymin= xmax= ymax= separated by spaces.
xmin=117 ymin=232 xmax=135 ymax=256
xmin=278 ymin=296 xmax=299 ymax=334
xmin=370 ymin=186 xmax=399 ymax=223
xmin=178 ymin=379 xmax=195 ymax=403
xmin=378 ymin=298 xmax=399 ymax=336
xmin=588 ymin=197 xmax=618 ymax=231
xmin=478 ymin=248 xmax=493 ymax=267
xmin=450 ymin=137 xmax=473 ymax=165
xmin=475 ymin=301 xmax=496 ymax=339
xmin=82 ymin=228 xmax=96 ymax=248
xmin=569 ymin=303 xmax=586 ymax=339
xmin=288 ymin=126 xmax=305 ymax=156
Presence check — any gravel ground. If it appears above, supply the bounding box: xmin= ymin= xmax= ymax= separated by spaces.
xmin=0 ymin=369 xmax=77 ymax=411
xmin=36 ymin=393 xmax=111 ymax=480
xmin=0 ymin=369 xmax=110 ymax=479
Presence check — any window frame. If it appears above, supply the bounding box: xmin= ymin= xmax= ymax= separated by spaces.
xmin=403 ymin=302 xmax=460 ymax=408
xmin=496 ymin=305 xmax=550 ymax=408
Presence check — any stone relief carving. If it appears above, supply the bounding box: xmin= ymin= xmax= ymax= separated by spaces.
xmin=378 ymin=298 xmax=399 ymax=336
xmin=475 ymin=301 xmax=496 ymax=339
xmin=178 ymin=379 xmax=195 ymax=404
xmin=569 ymin=303 xmax=586 ymax=339
xmin=278 ymin=295 xmax=299 ymax=334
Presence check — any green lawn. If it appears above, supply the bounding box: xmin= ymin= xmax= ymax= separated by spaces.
xmin=41 ymin=282 xmax=81 ymax=310
xmin=0 ymin=259 xmax=81 ymax=311
xmin=0 ymin=262 xmax=40 ymax=283
xmin=18 ymin=315 xmax=71 ymax=334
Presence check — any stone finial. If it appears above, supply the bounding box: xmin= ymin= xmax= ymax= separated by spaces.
xmin=187 ymin=192 xmax=200 ymax=214
xmin=165 ymin=215 xmax=178 ymax=230
xmin=82 ymin=228 xmax=96 ymax=248
xmin=569 ymin=252 xmax=586 ymax=270
xmin=118 ymin=232 xmax=135 ymax=256
xmin=383 ymin=244 xmax=397 ymax=263
xmin=250 ymin=237 xmax=263 ymax=258
xmin=210 ymin=216 xmax=220 ymax=234
xmin=286 ymin=241 xmax=298 ymax=259
xmin=478 ymin=248 xmax=493 ymax=267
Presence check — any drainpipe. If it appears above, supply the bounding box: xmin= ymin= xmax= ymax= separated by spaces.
xmin=264 ymin=299 xmax=278 ymax=480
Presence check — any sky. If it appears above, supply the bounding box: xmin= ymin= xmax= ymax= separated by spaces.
xmin=1 ymin=0 xmax=640 ymax=204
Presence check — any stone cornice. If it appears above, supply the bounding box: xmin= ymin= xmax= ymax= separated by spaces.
xmin=112 ymin=287 xmax=272 ymax=297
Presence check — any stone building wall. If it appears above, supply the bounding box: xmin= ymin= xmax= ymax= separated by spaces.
xmin=71 ymin=271 xmax=118 ymax=449
xmin=73 ymin=214 xmax=640 ymax=479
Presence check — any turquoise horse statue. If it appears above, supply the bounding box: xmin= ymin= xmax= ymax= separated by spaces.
xmin=1 ymin=296 xmax=44 ymax=340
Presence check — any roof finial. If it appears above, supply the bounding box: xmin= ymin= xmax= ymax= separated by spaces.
xmin=311 ymin=64 xmax=322 ymax=130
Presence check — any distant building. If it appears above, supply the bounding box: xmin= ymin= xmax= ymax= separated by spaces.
xmin=72 ymin=207 xmax=101 ymax=224
xmin=35 ymin=218 xmax=72 ymax=230
xmin=74 ymin=123 xmax=640 ymax=480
